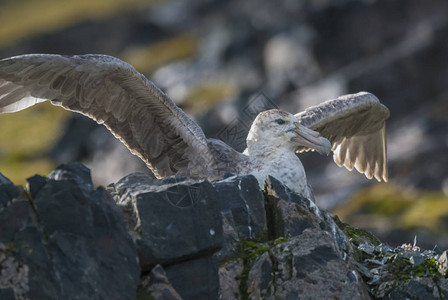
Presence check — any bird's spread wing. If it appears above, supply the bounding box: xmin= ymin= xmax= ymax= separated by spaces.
xmin=0 ymin=54 xmax=219 ymax=178
xmin=295 ymin=92 xmax=390 ymax=182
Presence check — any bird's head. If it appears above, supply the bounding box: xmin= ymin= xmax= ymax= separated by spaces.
xmin=247 ymin=109 xmax=331 ymax=155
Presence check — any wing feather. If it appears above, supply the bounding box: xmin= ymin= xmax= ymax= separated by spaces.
xmin=0 ymin=54 xmax=220 ymax=179
xmin=295 ymin=92 xmax=389 ymax=182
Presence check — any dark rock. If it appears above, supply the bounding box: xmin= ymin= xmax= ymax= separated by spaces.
xmin=264 ymin=176 xmax=349 ymax=253
xmin=136 ymin=183 xmax=222 ymax=268
xmin=47 ymin=162 xmax=93 ymax=191
xmin=265 ymin=236 xmax=370 ymax=299
xmin=110 ymin=173 xmax=223 ymax=269
xmin=265 ymin=176 xmax=319 ymax=216
xmin=213 ymin=175 xmax=267 ymax=241
xmin=387 ymin=278 xmax=445 ymax=300
xmin=264 ymin=186 xmax=314 ymax=239
xmin=25 ymin=174 xmax=48 ymax=199
xmin=0 ymin=173 xmax=19 ymax=210
xmin=0 ymin=182 xmax=59 ymax=299
xmin=218 ymin=213 xmax=242 ymax=259
xmin=0 ymin=164 xmax=140 ymax=300
xmin=164 ymin=256 xmax=220 ymax=300
xmin=0 ymin=173 xmax=13 ymax=186
xmin=138 ymin=264 xmax=182 ymax=300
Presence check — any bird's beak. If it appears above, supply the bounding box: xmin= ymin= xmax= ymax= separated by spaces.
xmin=291 ymin=122 xmax=332 ymax=155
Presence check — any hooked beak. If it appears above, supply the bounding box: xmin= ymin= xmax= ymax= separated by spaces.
xmin=291 ymin=122 xmax=332 ymax=155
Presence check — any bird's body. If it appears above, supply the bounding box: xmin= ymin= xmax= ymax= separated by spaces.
xmin=249 ymin=147 xmax=310 ymax=197
xmin=0 ymin=54 xmax=390 ymax=199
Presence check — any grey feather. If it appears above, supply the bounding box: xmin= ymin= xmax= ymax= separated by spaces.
xmin=0 ymin=54 xmax=248 ymax=179
xmin=295 ymin=92 xmax=389 ymax=182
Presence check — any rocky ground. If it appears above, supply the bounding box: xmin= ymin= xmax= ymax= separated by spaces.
xmin=0 ymin=0 xmax=447 ymax=265
xmin=1 ymin=163 xmax=448 ymax=299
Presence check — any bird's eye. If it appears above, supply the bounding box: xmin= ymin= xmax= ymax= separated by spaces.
xmin=275 ymin=119 xmax=285 ymax=125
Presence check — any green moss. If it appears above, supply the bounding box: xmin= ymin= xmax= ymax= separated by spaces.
xmin=369 ymin=256 xmax=443 ymax=298
xmin=343 ymin=225 xmax=381 ymax=246
xmin=238 ymin=240 xmax=269 ymax=300
xmin=274 ymin=237 xmax=288 ymax=245
xmin=238 ymin=239 xmax=287 ymax=299
xmin=388 ymin=256 xmax=442 ymax=282
xmin=333 ymin=215 xmax=381 ymax=247
xmin=341 ymin=224 xmax=380 ymax=262
xmin=241 ymin=240 xmax=270 ymax=261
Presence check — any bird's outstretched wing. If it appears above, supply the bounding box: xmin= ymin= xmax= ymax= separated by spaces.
xmin=295 ymin=92 xmax=390 ymax=182
xmin=0 ymin=54 xmax=221 ymax=178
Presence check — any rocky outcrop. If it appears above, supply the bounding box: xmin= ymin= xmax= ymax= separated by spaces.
xmin=0 ymin=163 xmax=140 ymax=300
xmin=1 ymin=162 xmax=448 ymax=299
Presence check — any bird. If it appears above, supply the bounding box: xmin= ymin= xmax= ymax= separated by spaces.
xmin=0 ymin=54 xmax=389 ymax=199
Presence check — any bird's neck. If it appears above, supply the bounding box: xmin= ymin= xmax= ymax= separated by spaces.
xmin=246 ymin=139 xmax=296 ymax=162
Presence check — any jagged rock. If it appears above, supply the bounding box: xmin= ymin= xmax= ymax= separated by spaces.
xmin=109 ymin=174 xmax=223 ymax=269
xmin=264 ymin=176 xmax=349 ymax=252
xmin=212 ymin=176 xmax=369 ymax=299
xmin=47 ymin=160 xmax=94 ymax=190
xmin=0 ymin=163 xmax=140 ymax=300
xmin=213 ymin=175 xmax=267 ymax=241
xmin=228 ymin=176 xmax=369 ymax=299
xmin=348 ymin=235 xmax=448 ymax=299
xmin=110 ymin=171 xmax=371 ymax=299
xmin=0 ymin=174 xmax=18 ymax=209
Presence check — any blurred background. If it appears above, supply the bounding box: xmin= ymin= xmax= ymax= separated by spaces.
xmin=0 ymin=0 xmax=447 ymax=249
